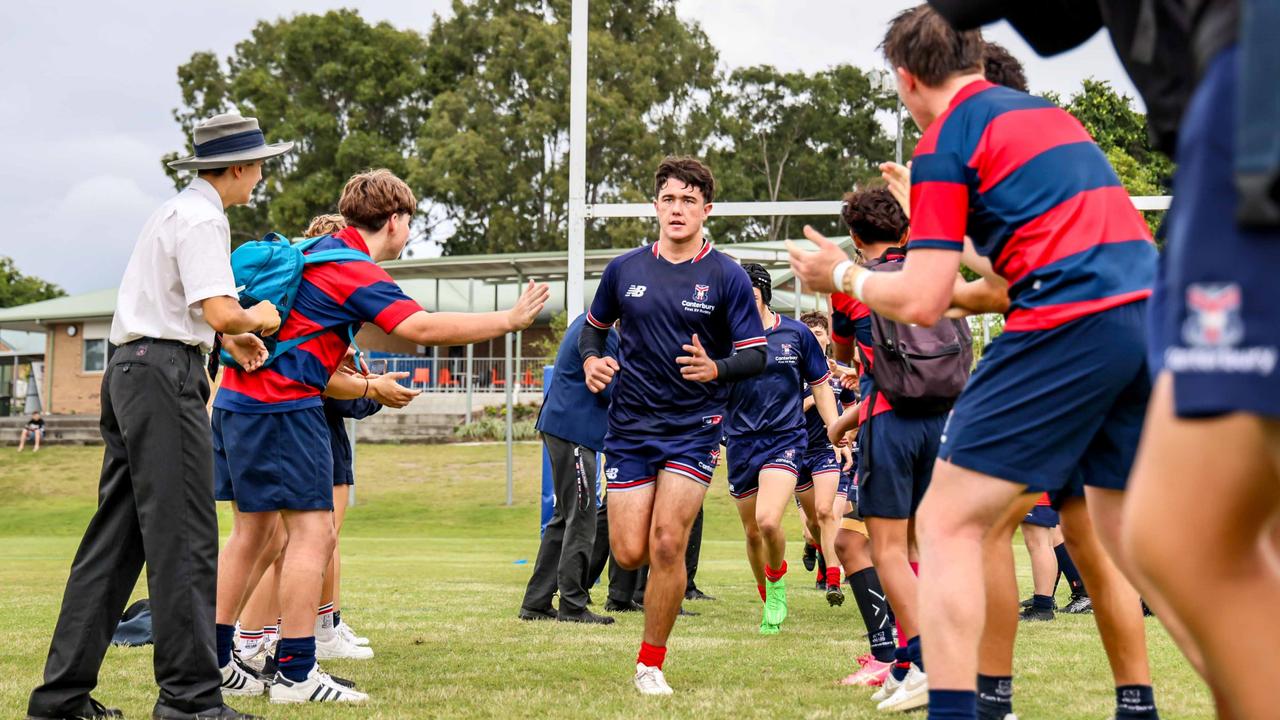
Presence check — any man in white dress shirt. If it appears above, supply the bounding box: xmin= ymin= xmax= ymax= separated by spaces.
xmin=27 ymin=113 xmax=287 ymax=720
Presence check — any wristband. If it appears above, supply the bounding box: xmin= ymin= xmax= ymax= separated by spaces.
xmin=362 ymin=377 xmax=370 ymax=399
xmin=831 ymin=259 xmax=854 ymax=293
xmin=852 ymin=268 xmax=871 ymax=302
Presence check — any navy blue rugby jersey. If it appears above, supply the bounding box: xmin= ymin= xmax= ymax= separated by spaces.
xmin=726 ymin=313 xmax=831 ymax=438
xmin=802 ymin=361 xmax=858 ymax=452
xmin=587 ymin=240 xmax=766 ymax=435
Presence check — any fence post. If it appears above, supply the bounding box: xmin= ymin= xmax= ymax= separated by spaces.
xmin=465 ymin=279 xmax=475 ymax=422
xmin=505 ymin=331 xmax=514 ymax=507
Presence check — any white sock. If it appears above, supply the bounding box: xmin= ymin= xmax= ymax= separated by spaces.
xmin=315 ymin=603 xmax=337 ymax=640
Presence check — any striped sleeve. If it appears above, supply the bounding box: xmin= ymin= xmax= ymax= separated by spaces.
xmin=907 ymin=151 xmax=969 ymax=252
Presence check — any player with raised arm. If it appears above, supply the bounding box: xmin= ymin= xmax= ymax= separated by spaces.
xmin=723 ymin=264 xmax=846 ymax=635
xmin=790 ymin=8 xmax=1161 ymax=719
xmin=579 ymin=156 xmax=766 ymax=696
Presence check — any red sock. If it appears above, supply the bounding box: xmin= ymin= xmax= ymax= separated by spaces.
xmin=757 ymin=584 xmax=766 ymax=602
xmin=825 ymin=566 xmax=840 ymax=586
xmin=765 ymin=561 xmax=787 ymax=582
xmin=909 ymin=561 xmax=919 ymax=576
xmin=897 ymin=619 xmax=908 ymax=648
xmin=637 ymin=641 xmax=667 ymax=669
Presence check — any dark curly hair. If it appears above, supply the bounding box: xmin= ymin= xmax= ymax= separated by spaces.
xmin=982 ymin=42 xmax=1028 ymax=92
xmin=840 ymin=187 xmax=908 ymax=246
xmin=800 ymin=311 xmax=829 ymax=332
xmin=654 ymin=156 xmax=715 ymax=203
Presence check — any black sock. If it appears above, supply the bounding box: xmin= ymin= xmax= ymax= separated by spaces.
xmin=215 ymin=623 xmax=235 ymax=668
xmin=1055 ymin=542 xmax=1087 ymax=595
xmin=1032 ymin=594 xmax=1054 ymax=611
xmin=816 ymin=551 xmax=827 ymax=580
xmin=848 ymin=568 xmax=896 ymax=663
xmin=977 ymin=674 xmax=1013 ymax=720
xmin=1115 ymin=684 xmax=1158 ymax=719
xmin=906 ymin=635 xmax=923 ymax=671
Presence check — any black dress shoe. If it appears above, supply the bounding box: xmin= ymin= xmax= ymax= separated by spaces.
xmin=684 ymin=588 xmax=716 ymax=601
xmin=556 ymin=608 xmax=616 ymax=625
xmin=604 ymin=599 xmax=643 ymax=613
xmin=27 ymin=698 xmax=123 ymax=720
xmin=152 ymin=701 xmax=262 ymax=719
xmin=519 ymin=606 xmax=557 ymax=621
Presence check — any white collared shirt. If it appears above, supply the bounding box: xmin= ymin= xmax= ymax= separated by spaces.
xmin=109 ymin=178 xmax=237 ymax=353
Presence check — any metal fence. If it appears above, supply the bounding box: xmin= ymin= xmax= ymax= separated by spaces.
xmin=368 ymin=356 xmax=552 ymax=393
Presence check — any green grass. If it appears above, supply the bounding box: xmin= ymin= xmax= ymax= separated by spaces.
xmin=0 ymin=445 xmax=1211 ymax=718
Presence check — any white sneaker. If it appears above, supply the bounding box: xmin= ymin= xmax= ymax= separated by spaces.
xmin=270 ymin=666 xmax=369 ymax=704
xmin=870 ymin=671 xmax=902 ymax=703
xmin=337 ymin=620 xmax=370 ymax=647
xmin=633 ymin=663 xmax=673 ymax=696
xmin=220 ymin=657 xmax=266 ymax=697
xmin=316 ymin=629 xmax=374 ymax=660
xmin=876 ymin=666 xmax=928 ymax=712
xmin=236 ymin=641 xmax=270 ymax=675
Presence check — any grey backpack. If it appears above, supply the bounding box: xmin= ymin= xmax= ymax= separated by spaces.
xmin=862 ymin=256 xmax=973 ymax=417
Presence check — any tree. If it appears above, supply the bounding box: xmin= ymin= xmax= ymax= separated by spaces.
xmin=704 ymin=65 xmax=895 ymax=243
xmin=165 ymin=10 xmax=434 ymax=245
xmin=0 ymin=257 xmax=64 ymax=308
xmin=413 ymin=0 xmax=719 ymax=255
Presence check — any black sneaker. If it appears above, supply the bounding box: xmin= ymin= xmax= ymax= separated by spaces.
xmin=684 ymin=588 xmax=716 ymax=601
xmin=677 ymin=606 xmax=700 ymax=617
xmin=1062 ymin=594 xmax=1093 ymax=614
xmin=152 ymin=701 xmax=262 ymax=719
xmin=1142 ymin=601 xmax=1154 ymax=617
xmin=27 ymin=698 xmax=123 ymax=720
xmin=826 ymin=583 xmax=845 ymax=607
xmin=604 ymin=599 xmax=643 ymax=613
xmin=1019 ymin=605 xmax=1055 ymax=622
xmin=556 ymin=608 xmax=616 ymax=625
xmin=519 ymin=606 xmax=557 ymax=621
xmin=815 ymin=578 xmax=827 ymax=591
xmin=802 ymin=543 xmax=818 ymax=572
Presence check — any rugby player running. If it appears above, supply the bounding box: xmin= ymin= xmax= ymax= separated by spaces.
xmin=580 ymin=156 xmax=767 ymax=696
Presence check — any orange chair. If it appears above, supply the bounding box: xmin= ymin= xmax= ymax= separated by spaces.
xmin=490 ymin=367 xmax=506 ymax=387
xmin=412 ymin=367 xmax=430 ymax=387
xmin=523 ymin=368 xmax=534 ymax=386
xmin=439 ymin=367 xmax=457 ymax=387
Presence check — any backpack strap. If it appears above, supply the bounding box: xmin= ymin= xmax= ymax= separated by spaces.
xmin=268 ymin=324 xmax=364 ymax=371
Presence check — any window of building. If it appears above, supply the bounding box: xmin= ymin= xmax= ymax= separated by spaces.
xmin=83 ymin=338 xmax=108 ymax=373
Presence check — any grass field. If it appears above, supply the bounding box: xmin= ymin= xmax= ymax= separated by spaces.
xmin=0 ymin=444 xmax=1211 ymax=719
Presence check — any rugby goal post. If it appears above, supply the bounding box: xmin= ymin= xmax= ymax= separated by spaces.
xmin=564 ymin=0 xmax=1171 ymax=321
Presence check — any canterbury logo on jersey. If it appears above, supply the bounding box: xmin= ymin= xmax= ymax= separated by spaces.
xmin=625 ymin=285 xmax=647 ymax=298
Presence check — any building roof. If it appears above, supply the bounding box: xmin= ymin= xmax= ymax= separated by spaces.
xmin=0 ymin=237 xmax=847 ymax=329
xmin=0 ymin=329 xmax=45 ymax=357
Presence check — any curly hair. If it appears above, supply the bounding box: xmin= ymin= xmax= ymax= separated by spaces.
xmin=800 ymin=311 xmax=829 ymax=332
xmin=654 ymin=156 xmax=715 ymax=204
xmin=303 ymin=213 xmax=346 ymax=238
xmin=840 ymin=187 xmax=908 ymax=246
xmin=982 ymin=42 xmax=1029 ymax=92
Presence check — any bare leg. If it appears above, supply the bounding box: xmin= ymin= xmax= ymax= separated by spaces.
xmin=980 ymin=497 xmax=1037 ymax=679
xmin=812 ymin=471 xmax=841 ymax=579
xmin=321 ymin=485 xmax=349 ymax=610
xmin=1059 ymin=497 xmax=1151 ymax=687
xmin=866 ymin=517 xmax=920 ymax=642
xmin=216 ymin=507 xmax=283 ymax=626
xmin=237 ymin=516 xmax=287 ymax=629
xmin=277 ymin=510 xmax=337 ymax=639
xmin=733 ymin=494 xmax=766 ymax=587
xmin=18 ymin=429 xmax=26 ymax=451
xmin=755 ymin=469 xmax=800 ymax=570
xmin=1022 ymin=522 xmax=1058 ymax=598
xmin=641 ymin=471 xmax=708 ymax=649
xmin=914 ymin=459 xmax=1027 ymax=691
xmin=1123 ymin=373 xmax=1280 ymax=717
xmin=607 ymin=485 xmax=655 ymax=571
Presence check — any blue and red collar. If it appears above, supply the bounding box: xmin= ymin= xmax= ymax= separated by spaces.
xmin=651 ymin=238 xmax=712 ymax=263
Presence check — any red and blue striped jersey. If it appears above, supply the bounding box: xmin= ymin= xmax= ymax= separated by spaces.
xmin=215 ymin=226 xmax=423 ymax=413
xmin=727 ymin=313 xmax=832 ymax=438
xmin=908 ymin=79 xmax=1156 ymax=331
xmin=587 ymin=240 xmax=766 ymax=435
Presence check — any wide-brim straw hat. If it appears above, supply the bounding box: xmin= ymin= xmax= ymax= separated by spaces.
xmin=167 ymin=112 xmax=295 ymax=170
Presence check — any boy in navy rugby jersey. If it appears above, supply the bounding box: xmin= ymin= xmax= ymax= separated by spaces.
xmin=723 ymin=264 xmax=846 ymax=635
xmin=579 ymin=157 xmax=766 ymax=695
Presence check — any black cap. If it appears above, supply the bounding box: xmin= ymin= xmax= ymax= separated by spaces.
xmin=742 ymin=263 xmax=772 ymax=305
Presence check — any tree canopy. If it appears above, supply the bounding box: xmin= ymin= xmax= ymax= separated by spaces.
xmin=0 ymin=257 xmax=65 ymax=309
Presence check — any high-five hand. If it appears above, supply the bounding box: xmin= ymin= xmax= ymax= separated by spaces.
xmin=677 ymin=333 xmax=718 ymax=383
xmin=507 ymin=279 xmax=551 ymax=332
xmin=879 ymin=161 xmax=911 ymax=218
xmin=787 ymin=226 xmax=854 ymax=294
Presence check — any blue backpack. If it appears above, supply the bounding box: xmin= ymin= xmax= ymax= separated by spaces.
xmin=219 ymin=232 xmax=372 ymax=369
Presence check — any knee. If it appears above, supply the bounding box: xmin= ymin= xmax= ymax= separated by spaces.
xmin=756 ymin=515 xmax=781 ymax=539
xmin=815 ymin=504 xmax=836 ymax=524
xmin=612 ymin=544 xmax=646 ymax=570
xmin=649 ymin=527 xmax=684 ymax=568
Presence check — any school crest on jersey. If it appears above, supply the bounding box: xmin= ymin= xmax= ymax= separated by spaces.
xmin=702 ymin=414 xmax=722 ymax=426
xmin=693 ymin=284 xmax=710 ymax=302
xmin=1182 ymin=283 xmax=1244 ymax=348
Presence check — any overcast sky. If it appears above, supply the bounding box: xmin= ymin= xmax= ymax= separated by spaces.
xmin=0 ymin=1 xmax=1136 ymax=295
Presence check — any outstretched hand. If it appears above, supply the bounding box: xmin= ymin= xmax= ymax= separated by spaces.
xmin=787 ymin=226 xmax=853 ymax=294
xmin=222 ymin=333 xmax=268 ymax=372
xmin=507 ymin=279 xmax=551 ymax=332
xmin=677 ymin=333 xmax=718 ymax=383
xmin=879 ymin=161 xmax=911 ymax=218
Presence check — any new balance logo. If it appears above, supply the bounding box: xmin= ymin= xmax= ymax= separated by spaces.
xmin=625 ymin=284 xmax=647 ymax=298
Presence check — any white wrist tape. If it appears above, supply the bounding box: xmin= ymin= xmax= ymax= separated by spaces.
xmin=832 ymin=260 xmax=854 ymax=294
xmin=852 ymin=268 xmax=871 ymax=302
